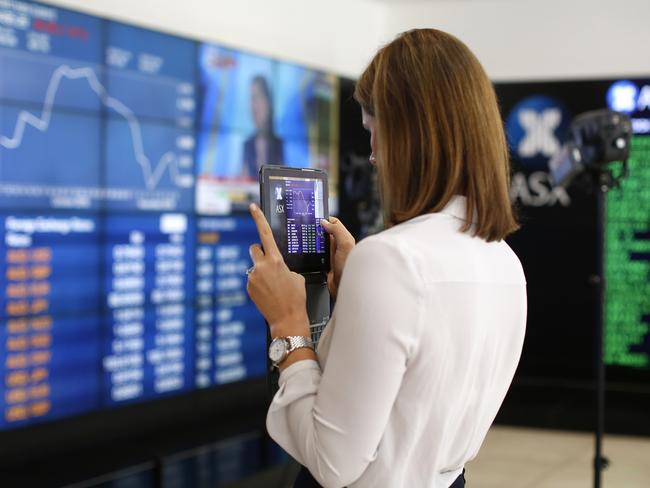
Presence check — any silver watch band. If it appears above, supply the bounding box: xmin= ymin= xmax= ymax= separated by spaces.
xmin=286 ymin=336 xmax=314 ymax=354
xmin=270 ymin=336 xmax=314 ymax=368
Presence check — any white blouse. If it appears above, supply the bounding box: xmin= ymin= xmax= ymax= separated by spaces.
xmin=267 ymin=196 xmax=527 ymax=488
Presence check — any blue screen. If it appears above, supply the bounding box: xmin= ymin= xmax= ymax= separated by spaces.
xmin=0 ymin=3 xmax=103 ymax=211
xmin=0 ymin=213 xmax=102 ymax=424
xmin=104 ymin=21 xmax=196 ymax=212
xmin=194 ymin=216 xmax=267 ymax=387
xmin=102 ymin=213 xmax=196 ymax=404
xmin=0 ymin=1 xmax=338 ymax=431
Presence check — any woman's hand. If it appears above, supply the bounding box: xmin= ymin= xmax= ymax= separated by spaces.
xmin=246 ymin=203 xmax=310 ymax=339
xmin=321 ymin=217 xmax=355 ymax=299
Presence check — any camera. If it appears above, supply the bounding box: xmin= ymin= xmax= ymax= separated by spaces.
xmin=548 ymin=109 xmax=632 ymax=188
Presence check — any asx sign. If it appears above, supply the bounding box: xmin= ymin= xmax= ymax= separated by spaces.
xmin=505 ymin=95 xmax=571 ymax=207
xmin=607 ymin=80 xmax=650 ymax=135
xmin=606 ymin=80 xmax=650 ymax=114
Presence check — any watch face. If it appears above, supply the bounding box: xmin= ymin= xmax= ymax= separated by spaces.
xmin=269 ymin=338 xmax=287 ymax=363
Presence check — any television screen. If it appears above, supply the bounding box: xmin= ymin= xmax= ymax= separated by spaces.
xmin=195 ymin=44 xmax=339 ymax=215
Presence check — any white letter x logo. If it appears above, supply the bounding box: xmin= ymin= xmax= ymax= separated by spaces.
xmin=518 ymin=108 xmax=561 ymax=158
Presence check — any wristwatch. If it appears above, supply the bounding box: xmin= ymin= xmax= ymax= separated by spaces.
xmin=268 ymin=336 xmax=314 ymax=368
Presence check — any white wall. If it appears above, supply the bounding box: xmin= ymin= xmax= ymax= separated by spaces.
xmin=42 ymin=0 xmax=650 ymax=81
xmin=41 ymin=0 xmax=383 ymax=79
xmin=377 ymin=0 xmax=650 ymax=82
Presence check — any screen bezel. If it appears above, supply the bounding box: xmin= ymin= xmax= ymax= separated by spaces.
xmin=259 ymin=165 xmax=330 ymax=275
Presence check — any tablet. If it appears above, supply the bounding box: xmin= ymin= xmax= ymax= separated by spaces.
xmin=259 ymin=165 xmax=330 ymax=274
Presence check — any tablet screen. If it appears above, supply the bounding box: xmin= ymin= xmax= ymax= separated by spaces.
xmin=261 ymin=167 xmax=329 ymax=273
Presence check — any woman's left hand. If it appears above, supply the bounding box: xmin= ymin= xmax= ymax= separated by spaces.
xmin=246 ymin=203 xmax=310 ymax=339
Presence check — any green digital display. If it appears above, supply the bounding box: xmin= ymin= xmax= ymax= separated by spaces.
xmin=605 ymin=135 xmax=650 ymax=368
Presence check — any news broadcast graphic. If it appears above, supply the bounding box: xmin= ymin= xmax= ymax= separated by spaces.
xmin=195 ymin=44 xmax=339 ymax=215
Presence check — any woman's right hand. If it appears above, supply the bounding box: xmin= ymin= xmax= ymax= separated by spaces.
xmin=321 ymin=217 xmax=355 ymax=299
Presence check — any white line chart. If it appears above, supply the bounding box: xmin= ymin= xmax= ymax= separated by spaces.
xmin=291 ymin=190 xmax=313 ymax=216
xmin=0 ymin=65 xmax=194 ymax=191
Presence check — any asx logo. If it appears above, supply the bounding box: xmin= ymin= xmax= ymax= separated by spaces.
xmin=505 ymin=95 xmax=571 ymax=207
xmin=606 ymin=80 xmax=650 ymax=114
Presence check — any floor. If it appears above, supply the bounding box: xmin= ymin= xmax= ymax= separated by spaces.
xmin=466 ymin=426 xmax=650 ymax=488
xmin=67 ymin=426 xmax=650 ymax=487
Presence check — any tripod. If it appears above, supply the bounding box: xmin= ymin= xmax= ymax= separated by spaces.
xmin=591 ymin=166 xmax=627 ymax=488
xmin=548 ymin=109 xmax=632 ymax=488
xmin=593 ymin=176 xmax=608 ymax=488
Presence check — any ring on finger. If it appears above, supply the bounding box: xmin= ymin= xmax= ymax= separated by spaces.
xmin=245 ymin=266 xmax=255 ymax=276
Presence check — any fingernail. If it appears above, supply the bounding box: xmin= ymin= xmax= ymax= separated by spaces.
xmin=250 ymin=203 xmax=257 ymax=212
xmin=320 ymin=219 xmax=329 ymax=226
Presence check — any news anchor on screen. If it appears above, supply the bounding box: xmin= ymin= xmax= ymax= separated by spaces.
xmin=243 ymin=75 xmax=284 ymax=177
xmin=246 ymin=29 xmax=527 ymax=488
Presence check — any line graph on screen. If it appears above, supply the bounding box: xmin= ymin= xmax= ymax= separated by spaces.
xmin=0 ymin=65 xmax=193 ymax=191
xmin=291 ymin=190 xmax=313 ymax=216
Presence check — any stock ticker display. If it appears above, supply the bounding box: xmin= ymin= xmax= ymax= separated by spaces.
xmin=0 ymin=1 xmax=338 ymax=429
xmin=605 ymin=85 xmax=650 ymax=367
xmin=268 ymin=176 xmax=327 ymax=255
xmin=283 ymin=178 xmax=326 ymax=255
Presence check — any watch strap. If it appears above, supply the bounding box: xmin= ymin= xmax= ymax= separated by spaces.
xmin=272 ymin=336 xmax=313 ymax=368
xmin=285 ymin=336 xmax=314 ymax=354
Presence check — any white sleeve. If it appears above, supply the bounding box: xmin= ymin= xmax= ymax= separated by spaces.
xmin=266 ymin=237 xmax=423 ymax=488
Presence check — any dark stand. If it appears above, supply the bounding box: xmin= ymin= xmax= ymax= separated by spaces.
xmin=593 ymin=171 xmax=615 ymax=488
xmin=537 ymin=108 xmax=630 ymax=487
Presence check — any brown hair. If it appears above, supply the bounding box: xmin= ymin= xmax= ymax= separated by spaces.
xmin=354 ymin=29 xmax=518 ymax=242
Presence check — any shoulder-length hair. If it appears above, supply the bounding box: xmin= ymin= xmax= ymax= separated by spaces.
xmin=354 ymin=29 xmax=518 ymax=242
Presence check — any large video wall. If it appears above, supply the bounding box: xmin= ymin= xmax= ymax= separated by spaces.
xmin=2 ymin=0 xmax=647 ymax=437
xmin=0 ymin=1 xmax=339 ymax=430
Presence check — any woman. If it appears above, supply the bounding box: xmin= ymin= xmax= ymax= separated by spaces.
xmin=246 ymin=29 xmax=527 ymax=488
xmin=243 ymin=75 xmax=285 ymax=178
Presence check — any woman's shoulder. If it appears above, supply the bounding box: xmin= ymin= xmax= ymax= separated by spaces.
xmin=347 ymin=231 xmax=423 ymax=284
xmin=355 ymin=213 xmax=451 ymax=258
xmin=338 ymin=232 xmax=424 ymax=318
xmin=355 ymin=215 xmax=525 ymax=286
xmin=352 ymin=230 xmax=409 ymax=260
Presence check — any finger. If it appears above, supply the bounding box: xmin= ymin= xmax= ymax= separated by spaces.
xmin=249 ymin=203 xmax=281 ymax=258
xmin=321 ymin=216 xmax=342 ymax=234
xmin=327 ymin=272 xmax=337 ymax=299
xmin=249 ymin=244 xmax=264 ymax=264
xmin=321 ymin=217 xmax=355 ymax=245
xmin=329 ymin=234 xmax=336 ymax=267
xmin=291 ymin=271 xmax=306 ymax=284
